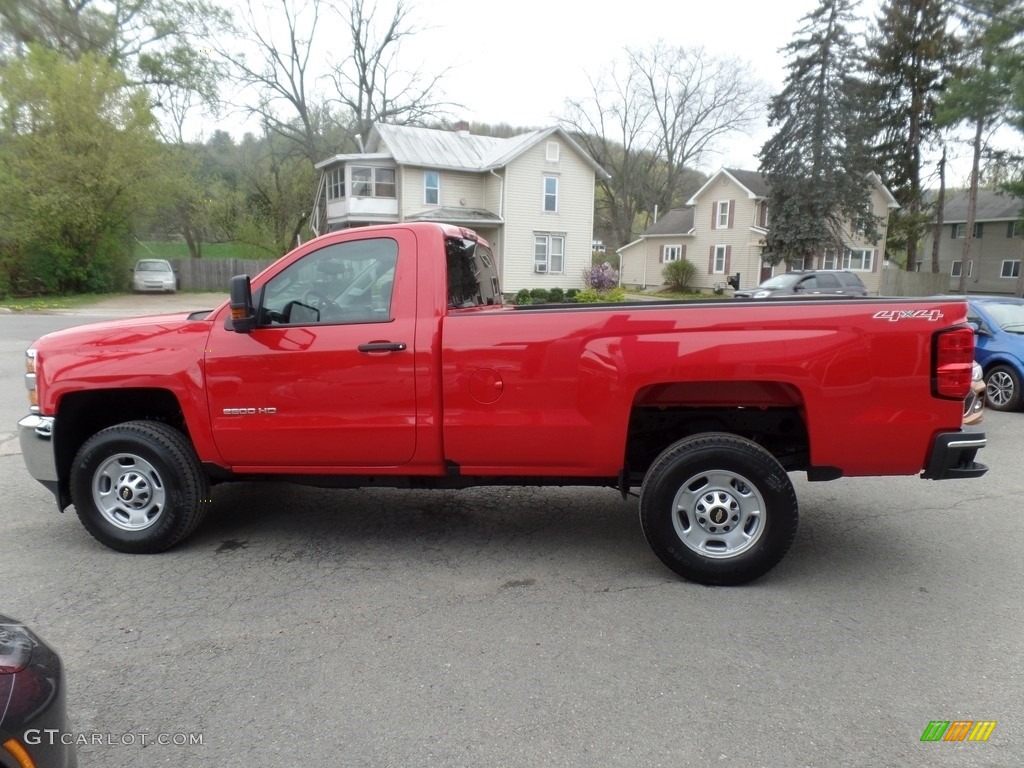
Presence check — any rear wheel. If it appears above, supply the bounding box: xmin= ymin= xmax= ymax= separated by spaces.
xmin=640 ymin=433 xmax=798 ymax=585
xmin=70 ymin=421 xmax=209 ymax=553
xmin=984 ymin=365 xmax=1021 ymax=411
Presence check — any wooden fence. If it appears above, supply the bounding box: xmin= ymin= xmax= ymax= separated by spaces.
xmin=167 ymin=258 xmax=276 ymax=292
xmin=878 ymin=268 xmax=948 ymax=297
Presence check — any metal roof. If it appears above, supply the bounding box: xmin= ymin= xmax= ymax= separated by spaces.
xmin=327 ymin=123 xmax=611 ymax=179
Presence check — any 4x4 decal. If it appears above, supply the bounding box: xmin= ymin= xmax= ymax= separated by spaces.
xmin=873 ymin=309 xmax=945 ymax=322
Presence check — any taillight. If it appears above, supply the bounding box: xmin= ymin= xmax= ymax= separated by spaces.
xmin=933 ymin=327 xmax=974 ymax=399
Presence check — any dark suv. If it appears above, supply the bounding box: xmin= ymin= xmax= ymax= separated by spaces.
xmin=733 ymin=270 xmax=868 ymax=298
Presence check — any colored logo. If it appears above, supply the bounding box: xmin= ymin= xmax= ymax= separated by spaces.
xmin=920 ymin=721 xmax=997 ymax=742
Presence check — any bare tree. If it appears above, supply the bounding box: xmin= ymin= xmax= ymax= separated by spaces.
xmin=631 ymin=43 xmax=764 ymax=213
xmin=562 ymin=63 xmax=663 ymax=251
xmin=562 ymin=42 xmax=765 ymax=247
xmin=215 ymin=0 xmax=338 ymax=166
xmin=326 ymin=0 xmax=458 ymax=140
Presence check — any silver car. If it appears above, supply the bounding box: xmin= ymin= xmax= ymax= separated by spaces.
xmin=132 ymin=259 xmax=177 ymax=293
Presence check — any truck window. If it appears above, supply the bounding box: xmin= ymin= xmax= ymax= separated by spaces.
xmin=446 ymin=236 xmax=501 ymax=308
xmin=259 ymin=238 xmax=398 ymax=326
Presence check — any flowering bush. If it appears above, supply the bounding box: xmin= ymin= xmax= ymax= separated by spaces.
xmin=583 ymin=262 xmax=619 ymax=290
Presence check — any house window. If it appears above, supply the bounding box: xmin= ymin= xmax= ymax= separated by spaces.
xmin=546 ymin=141 xmax=560 ymax=162
xmin=950 ymin=260 xmax=973 ymax=277
xmin=424 ymin=171 xmax=440 ymax=205
xmin=716 ymin=200 xmax=730 ymax=229
xmin=952 ymin=223 xmax=983 ymax=238
xmin=534 ymin=233 xmax=565 ymax=274
xmin=1009 ymin=221 xmax=1020 ymax=238
xmin=326 ymin=168 xmax=345 ymax=200
xmin=843 ymin=249 xmax=874 ymax=271
xmin=1001 ymin=260 xmax=1020 ymax=279
xmin=543 ymin=176 xmax=558 ymax=212
xmin=822 ymin=252 xmax=838 ymax=270
xmin=791 ymin=256 xmax=810 ymax=270
xmin=663 ymin=245 xmax=682 ymax=262
xmin=757 ymin=201 xmax=768 ymax=228
xmin=351 ymin=166 xmax=396 ymax=198
xmin=711 ymin=245 xmax=727 ymax=274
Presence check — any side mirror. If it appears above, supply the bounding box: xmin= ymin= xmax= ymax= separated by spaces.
xmin=968 ymin=321 xmax=980 ymax=334
xmin=228 ymin=275 xmax=255 ymax=333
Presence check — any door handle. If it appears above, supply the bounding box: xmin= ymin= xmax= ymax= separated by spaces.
xmin=358 ymin=342 xmax=407 ymax=353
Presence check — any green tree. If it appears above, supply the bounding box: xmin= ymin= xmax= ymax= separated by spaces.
xmin=0 ymin=48 xmax=161 ymax=294
xmin=758 ymin=0 xmax=880 ymax=266
xmin=0 ymin=0 xmax=230 ymax=124
xmin=936 ymin=0 xmax=1024 ymax=293
xmin=865 ymin=0 xmax=959 ymax=270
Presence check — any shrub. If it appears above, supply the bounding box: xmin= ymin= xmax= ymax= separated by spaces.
xmin=529 ymin=288 xmax=550 ymax=304
xmin=513 ymin=288 xmax=532 ymax=305
xmin=662 ymin=259 xmax=696 ymax=292
xmin=573 ymin=287 xmax=626 ymax=303
xmin=547 ymin=287 xmax=565 ymax=303
xmin=583 ymin=262 xmax=619 ymax=290
xmin=565 ymin=288 xmax=579 ymax=301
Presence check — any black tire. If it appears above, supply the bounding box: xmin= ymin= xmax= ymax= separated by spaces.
xmin=984 ymin=364 xmax=1021 ymax=411
xmin=639 ymin=433 xmax=798 ymax=586
xmin=70 ymin=421 xmax=210 ymax=553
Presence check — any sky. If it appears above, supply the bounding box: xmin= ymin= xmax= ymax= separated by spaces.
xmin=209 ymin=0 xmax=989 ymax=185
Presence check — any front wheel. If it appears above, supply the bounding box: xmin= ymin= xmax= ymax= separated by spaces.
xmin=984 ymin=364 xmax=1021 ymax=411
xmin=639 ymin=433 xmax=798 ymax=585
xmin=70 ymin=421 xmax=210 ymax=553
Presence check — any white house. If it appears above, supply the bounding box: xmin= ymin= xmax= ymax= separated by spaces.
xmin=312 ymin=123 xmax=610 ymax=293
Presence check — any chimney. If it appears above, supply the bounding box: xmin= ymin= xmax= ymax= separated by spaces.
xmin=452 ymin=120 xmax=470 ymax=135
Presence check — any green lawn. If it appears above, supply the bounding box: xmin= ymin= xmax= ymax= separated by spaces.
xmin=134 ymin=241 xmax=264 ymax=260
xmin=0 ymin=294 xmax=107 ymax=311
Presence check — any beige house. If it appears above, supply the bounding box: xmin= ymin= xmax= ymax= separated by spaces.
xmin=919 ymin=189 xmax=1023 ymax=295
xmin=312 ymin=123 xmax=610 ymax=293
xmin=618 ymin=168 xmax=898 ymax=294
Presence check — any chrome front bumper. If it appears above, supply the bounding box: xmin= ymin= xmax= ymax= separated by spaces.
xmin=18 ymin=414 xmax=58 ymax=484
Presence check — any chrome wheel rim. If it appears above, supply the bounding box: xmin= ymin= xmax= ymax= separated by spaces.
xmin=671 ymin=469 xmax=766 ymax=559
xmin=987 ymin=371 xmax=1015 ymax=408
xmin=92 ymin=453 xmax=166 ymax=531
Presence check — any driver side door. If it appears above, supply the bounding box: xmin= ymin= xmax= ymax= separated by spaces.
xmin=204 ymin=231 xmax=417 ymax=468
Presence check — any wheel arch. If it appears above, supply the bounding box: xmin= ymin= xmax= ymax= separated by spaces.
xmin=623 ymin=380 xmax=811 ymax=485
xmin=53 ymin=388 xmax=188 ymax=508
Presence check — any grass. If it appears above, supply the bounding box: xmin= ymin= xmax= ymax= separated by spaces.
xmin=134 ymin=241 xmax=264 ymax=260
xmin=0 ymin=294 xmax=109 ymax=311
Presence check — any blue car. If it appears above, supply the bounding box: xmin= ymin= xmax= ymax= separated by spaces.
xmin=967 ymin=296 xmax=1024 ymax=411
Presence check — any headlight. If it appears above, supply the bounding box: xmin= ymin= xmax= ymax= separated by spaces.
xmin=753 ymin=290 xmax=772 ymax=298
xmin=0 ymin=623 xmax=32 ymax=674
xmin=25 ymin=348 xmax=39 ymax=412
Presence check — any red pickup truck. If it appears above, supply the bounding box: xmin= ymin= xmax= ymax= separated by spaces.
xmin=19 ymin=223 xmax=987 ymax=584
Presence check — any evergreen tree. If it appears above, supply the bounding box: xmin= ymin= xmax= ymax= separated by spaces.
xmin=866 ymin=0 xmax=958 ymax=270
xmin=758 ymin=0 xmax=881 ymax=266
xmin=936 ymin=0 xmax=1024 ymax=293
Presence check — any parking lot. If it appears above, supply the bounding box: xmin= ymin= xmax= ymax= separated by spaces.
xmin=1 ymin=305 xmax=1021 ymax=767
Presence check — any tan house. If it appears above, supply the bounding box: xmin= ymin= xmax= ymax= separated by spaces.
xmin=920 ymin=189 xmax=1023 ymax=295
xmin=618 ymin=168 xmax=898 ymax=294
xmin=311 ymin=123 xmax=610 ymax=293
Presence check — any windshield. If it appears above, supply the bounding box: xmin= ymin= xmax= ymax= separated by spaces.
xmin=756 ymin=274 xmax=801 ymax=290
xmin=982 ymin=302 xmax=1024 ymax=333
xmin=137 ymin=261 xmax=171 ymax=272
